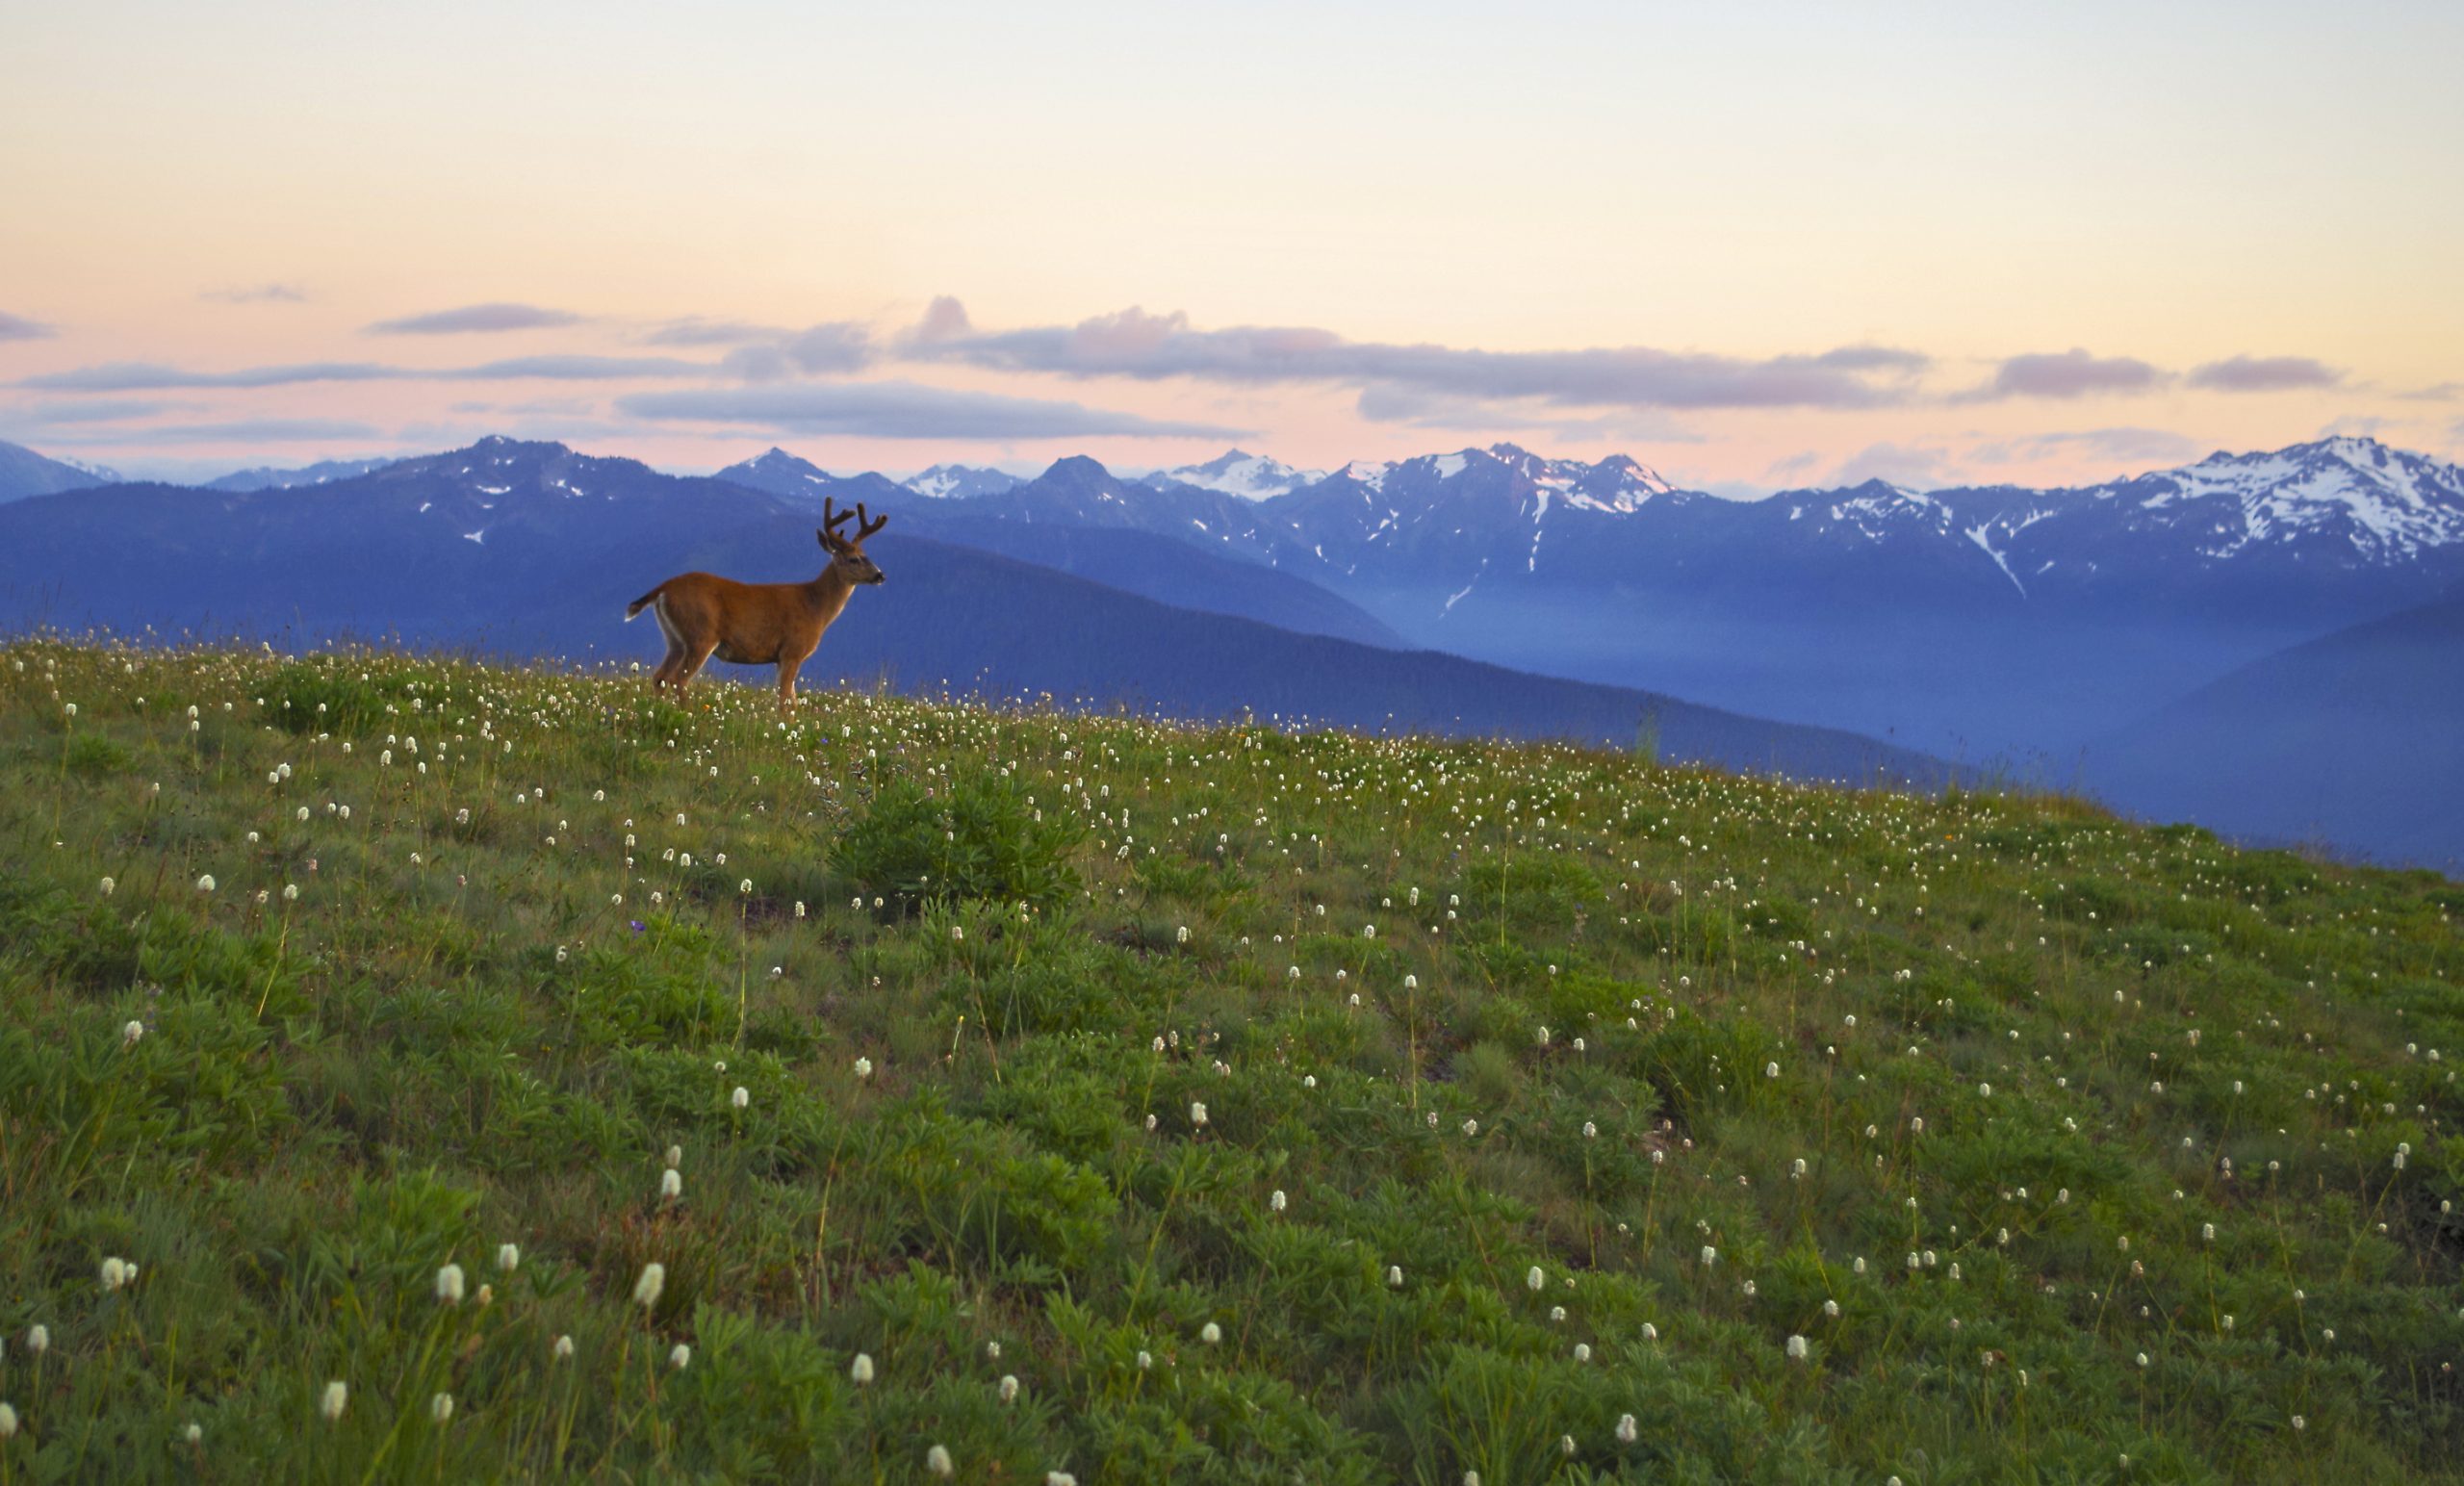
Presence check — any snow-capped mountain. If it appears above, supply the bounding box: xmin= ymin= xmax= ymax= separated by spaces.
xmin=1142 ymin=448 xmax=1325 ymax=500
xmin=714 ymin=448 xmax=907 ymax=511
xmin=2059 ymin=436 xmax=2464 ymax=564
xmin=905 ymin=463 xmax=1022 ymax=500
xmin=55 ymin=454 xmax=124 ymax=483
xmin=203 ymin=456 xmax=404 ymax=493
xmin=0 ymin=439 xmax=116 ymax=502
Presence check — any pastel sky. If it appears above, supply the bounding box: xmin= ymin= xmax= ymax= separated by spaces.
xmin=4 ymin=0 xmax=2459 ymax=490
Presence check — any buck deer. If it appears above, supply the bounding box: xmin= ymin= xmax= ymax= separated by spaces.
xmin=625 ymin=497 xmax=888 ymax=708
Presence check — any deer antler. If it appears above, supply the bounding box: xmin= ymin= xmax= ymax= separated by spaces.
xmin=854 ymin=502 xmax=888 ymax=541
xmin=821 ymin=497 xmax=857 ymax=535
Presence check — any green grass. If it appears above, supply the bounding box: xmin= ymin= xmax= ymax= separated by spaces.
xmin=1 ymin=637 xmax=2459 ymax=1483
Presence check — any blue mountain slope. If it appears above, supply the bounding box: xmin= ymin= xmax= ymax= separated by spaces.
xmin=2086 ymin=593 xmax=2464 ymax=870
xmin=0 ymin=440 xmax=114 ymax=502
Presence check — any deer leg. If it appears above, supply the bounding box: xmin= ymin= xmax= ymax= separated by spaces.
xmin=778 ymin=648 xmax=818 ymax=712
xmin=650 ymin=598 xmax=686 ymax=693
xmin=674 ymin=639 xmax=720 ymax=691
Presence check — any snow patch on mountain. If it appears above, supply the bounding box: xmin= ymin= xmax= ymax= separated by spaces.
xmin=1142 ymin=449 xmax=1325 ymax=500
xmin=906 ymin=463 xmax=1021 ymax=500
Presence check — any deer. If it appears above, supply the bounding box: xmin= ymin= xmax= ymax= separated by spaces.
xmin=625 ymin=497 xmax=888 ymax=709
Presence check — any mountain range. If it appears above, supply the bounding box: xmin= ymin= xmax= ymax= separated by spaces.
xmin=862 ymin=438 xmax=2464 ymax=758
xmin=4 ymin=430 xmax=2457 ymax=867
xmin=0 ymin=437 xmax=1947 ymax=786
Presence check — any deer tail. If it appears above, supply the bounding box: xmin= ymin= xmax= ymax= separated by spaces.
xmin=625 ymin=583 xmax=665 ymax=621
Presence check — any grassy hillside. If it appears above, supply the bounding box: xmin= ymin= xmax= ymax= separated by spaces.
xmin=1 ymin=639 xmax=2458 ymax=1483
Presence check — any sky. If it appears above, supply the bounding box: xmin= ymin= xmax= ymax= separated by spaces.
xmin=3 ymin=0 xmax=2459 ymax=491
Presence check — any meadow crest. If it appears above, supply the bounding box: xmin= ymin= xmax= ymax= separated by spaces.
xmin=0 ymin=638 xmax=2459 ymax=1482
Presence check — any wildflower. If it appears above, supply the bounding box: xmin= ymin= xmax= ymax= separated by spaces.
xmin=927 ymin=1445 xmax=954 ymax=1477
xmin=1616 ymin=1412 xmax=1638 ymax=1443
xmin=1388 ymin=1265 xmax=1403 ymax=1288
xmin=430 ymin=1393 xmax=454 ymax=1424
xmin=195 ymin=874 xmax=216 ymax=893
xmin=633 ymin=1263 xmax=666 ymax=1309
xmin=999 ymin=1373 xmax=1020 ymax=1403
xmin=1572 ymin=1342 xmax=1591 ymax=1362
xmin=25 ymin=1326 xmax=47 ymax=1354
xmin=1823 ymin=1299 xmax=1839 ymax=1317
xmin=99 ymin=877 xmax=115 ymax=897
xmin=660 ymin=1167 xmax=682 ymax=1202
xmin=0 ymin=1404 xmax=14 ymax=1438
xmin=552 ymin=1335 xmax=575 ymax=1361
xmin=1786 ymin=1335 xmax=1810 ymax=1362
xmin=1462 ymin=1118 xmax=1479 ymax=1137
xmin=850 ymin=1352 xmax=874 ymax=1385
xmin=1137 ymin=1350 xmax=1153 ymax=1370
xmin=321 ymin=1381 xmax=348 ymax=1422
xmin=1200 ymin=1321 xmax=1221 ymax=1345
xmin=184 ymin=1422 xmax=201 ymax=1445
xmin=121 ymin=1020 xmax=144 ymax=1048
xmin=1641 ymin=1322 xmax=1658 ymax=1340
xmin=435 ymin=1264 xmax=466 ymax=1305
xmin=1270 ymin=1190 xmax=1287 ymax=1213
xmin=1700 ymin=1245 xmax=1717 ymax=1268
xmin=855 ymin=1057 xmax=874 ymax=1080
xmin=100 ymin=1257 xmax=130 ymax=1292
xmin=732 ymin=1086 xmax=750 ymax=1111
xmin=669 ymin=1344 xmax=691 ymax=1371
xmin=1190 ymin=1101 xmax=1208 ymax=1128
xmin=2292 ymin=1414 xmax=2306 ymax=1430
xmin=496 ymin=1243 xmax=520 ymax=1273
xmin=1048 ymin=1475 xmax=1079 ymax=1486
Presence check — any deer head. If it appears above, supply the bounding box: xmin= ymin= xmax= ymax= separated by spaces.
xmin=819 ymin=498 xmax=889 ymax=585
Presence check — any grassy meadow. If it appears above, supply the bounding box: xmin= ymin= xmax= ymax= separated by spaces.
xmin=1 ymin=637 xmax=2460 ymax=1483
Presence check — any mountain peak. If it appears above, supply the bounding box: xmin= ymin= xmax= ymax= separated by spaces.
xmin=1140 ymin=449 xmax=1320 ymax=500
xmin=447 ymin=435 xmax=574 ymax=460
